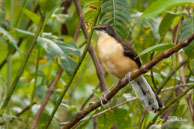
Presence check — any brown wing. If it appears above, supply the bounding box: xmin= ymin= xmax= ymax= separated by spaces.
xmin=115 ymin=36 xmax=141 ymax=67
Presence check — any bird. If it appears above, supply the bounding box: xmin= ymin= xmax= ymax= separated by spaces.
xmin=92 ymin=24 xmax=163 ymax=112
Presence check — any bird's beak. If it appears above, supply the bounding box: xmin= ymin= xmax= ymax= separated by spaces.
xmin=92 ymin=26 xmax=100 ymax=30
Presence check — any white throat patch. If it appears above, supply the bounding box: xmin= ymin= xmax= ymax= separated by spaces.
xmin=96 ymin=31 xmax=110 ymax=42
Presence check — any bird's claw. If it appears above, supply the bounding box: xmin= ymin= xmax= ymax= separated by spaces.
xmin=100 ymin=93 xmax=108 ymax=106
xmin=125 ymin=72 xmax=135 ymax=84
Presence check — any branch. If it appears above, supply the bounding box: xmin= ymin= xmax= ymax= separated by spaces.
xmin=150 ymin=52 xmax=157 ymax=89
xmin=73 ymin=19 xmax=82 ymax=42
xmin=81 ymin=97 xmax=137 ymax=122
xmin=30 ymin=68 xmax=63 ymax=129
xmin=61 ymin=33 xmax=194 ymax=129
xmin=74 ymin=0 xmax=107 ymax=91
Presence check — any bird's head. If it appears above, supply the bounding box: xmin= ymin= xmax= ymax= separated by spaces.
xmin=92 ymin=24 xmax=116 ymax=38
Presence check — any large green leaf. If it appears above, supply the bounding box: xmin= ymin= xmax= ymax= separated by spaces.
xmin=180 ymin=17 xmax=194 ymax=59
xmin=55 ymin=40 xmax=81 ymax=58
xmin=159 ymin=12 xmax=179 ymax=38
xmin=22 ymin=8 xmax=40 ymax=25
xmin=138 ymin=43 xmax=174 ymax=58
xmin=39 ymin=0 xmax=58 ymax=13
xmin=99 ymin=0 xmax=130 ymax=38
xmin=12 ymin=28 xmax=80 ymax=75
xmin=82 ymin=0 xmax=101 ymax=28
xmin=130 ymin=14 xmax=161 ymax=41
xmin=37 ymin=38 xmax=80 ymax=75
xmin=0 ymin=27 xmax=20 ymax=52
xmin=141 ymin=0 xmax=194 ymax=18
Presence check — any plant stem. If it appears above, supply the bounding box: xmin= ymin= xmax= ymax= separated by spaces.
xmin=7 ymin=54 xmax=12 ymax=93
xmin=30 ymin=47 xmax=41 ymax=109
xmin=15 ymin=0 xmax=28 ymax=28
xmin=43 ymin=7 xmax=101 ymax=129
xmin=10 ymin=0 xmax=14 ymax=28
xmin=7 ymin=0 xmax=14 ymax=93
xmin=0 ymin=16 xmax=44 ymax=114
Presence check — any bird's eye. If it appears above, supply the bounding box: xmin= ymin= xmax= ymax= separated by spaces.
xmin=104 ymin=27 xmax=109 ymax=31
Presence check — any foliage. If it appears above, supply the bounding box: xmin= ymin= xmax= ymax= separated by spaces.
xmin=0 ymin=0 xmax=194 ymax=129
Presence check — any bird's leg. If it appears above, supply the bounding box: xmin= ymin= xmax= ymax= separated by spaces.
xmin=99 ymin=80 xmax=119 ymax=106
xmin=125 ymin=72 xmax=135 ymax=85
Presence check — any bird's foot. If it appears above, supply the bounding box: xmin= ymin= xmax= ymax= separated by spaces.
xmin=99 ymin=93 xmax=108 ymax=106
xmin=99 ymin=80 xmax=119 ymax=106
xmin=125 ymin=72 xmax=135 ymax=84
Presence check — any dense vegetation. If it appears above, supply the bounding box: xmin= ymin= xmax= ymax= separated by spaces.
xmin=0 ymin=0 xmax=194 ymax=129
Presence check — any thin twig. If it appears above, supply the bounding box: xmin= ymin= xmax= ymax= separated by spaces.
xmin=73 ymin=19 xmax=82 ymax=42
xmin=80 ymin=84 xmax=100 ymax=110
xmin=150 ymin=52 xmax=157 ymax=90
xmin=30 ymin=47 xmax=41 ymax=109
xmin=61 ymin=34 xmax=194 ymax=129
xmin=30 ymin=68 xmax=64 ymax=129
xmin=74 ymin=0 xmax=107 ymax=91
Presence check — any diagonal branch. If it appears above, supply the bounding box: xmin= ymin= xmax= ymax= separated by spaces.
xmin=61 ymin=33 xmax=194 ymax=129
xmin=30 ymin=68 xmax=63 ymax=129
xmin=74 ymin=0 xmax=107 ymax=91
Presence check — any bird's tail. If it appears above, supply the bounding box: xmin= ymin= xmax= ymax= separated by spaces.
xmin=131 ymin=75 xmax=163 ymax=112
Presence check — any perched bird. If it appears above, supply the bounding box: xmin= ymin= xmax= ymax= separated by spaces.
xmin=93 ymin=24 xmax=163 ymax=112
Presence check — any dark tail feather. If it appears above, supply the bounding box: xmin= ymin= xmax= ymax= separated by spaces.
xmin=131 ymin=75 xmax=163 ymax=112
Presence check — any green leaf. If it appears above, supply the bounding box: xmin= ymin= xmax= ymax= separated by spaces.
xmin=56 ymin=41 xmax=81 ymax=58
xmin=138 ymin=43 xmax=174 ymax=58
xmin=159 ymin=12 xmax=179 ymax=38
xmin=141 ymin=0 xmax=194 ymax=18
xmin=12 ymin=28 xmax=34 ymax=37
xmin=0 ymin=27 xmax=20 ymax=52
xmin=82 ymin=0 xmax=101 ymax=28
xmin=92 ymin=89 xmax=102 ymax=98
xmin=180 ymin=16 xmax=194 ymax=59
xmin=39 ymin=0 xmax=58 ymax=13
xmin=12 ymin=28 xmax=81 ymax=71
xmin=59 ymin=56 xmax=77 ymax=76
xmin=37 ymin=38 xmax=79 ymax=75
xmin=99 ymin=0 xmax=130 ymax=38
xmin=22 ymin=8 xmax=40 ymax=25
